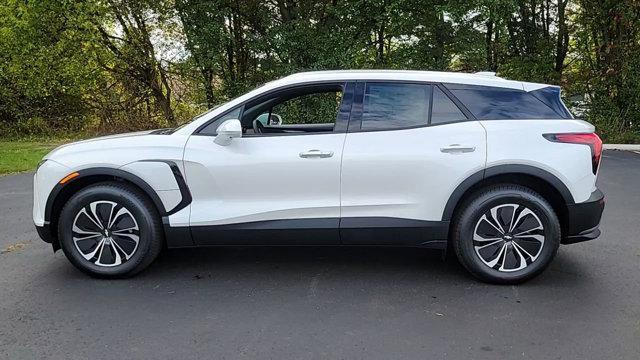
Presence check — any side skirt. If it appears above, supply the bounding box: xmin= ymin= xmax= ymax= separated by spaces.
xmin=165 ymin=217 xmax=449 ymax=249
xmin=340 ymin=217 xmax=448 ymax=249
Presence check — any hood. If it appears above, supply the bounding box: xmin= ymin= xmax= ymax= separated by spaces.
xmin=69 ymin=129 xmax=156 ymax=145
xmin=44 ymin=129 xmax=157 ymax=160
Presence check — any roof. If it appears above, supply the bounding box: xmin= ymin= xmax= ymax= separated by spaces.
xmin=276 ymin=70 xmax=550 ymax=91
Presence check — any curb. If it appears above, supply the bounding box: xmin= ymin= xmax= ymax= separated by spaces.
xmin=603 ymin=144 xmax=640 ymax=151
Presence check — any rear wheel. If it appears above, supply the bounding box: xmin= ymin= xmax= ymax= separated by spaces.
xmin=452 ymin=184 xmax=560 ymax=284
xmin=58 ymin=182 xmax=163 ymax=278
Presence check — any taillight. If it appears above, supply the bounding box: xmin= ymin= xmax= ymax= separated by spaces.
xmin=543 ymin=133 xmax=603 ymax=174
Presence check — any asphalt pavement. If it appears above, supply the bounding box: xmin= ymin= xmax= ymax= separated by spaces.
xmin=0 ymin=150 xmax=639 ymax=359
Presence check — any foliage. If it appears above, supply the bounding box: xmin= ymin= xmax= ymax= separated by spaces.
xmin=273 ymin=92 xmax=342 ymax=125
xmin=572 ymin=0 xmax=640 ymax=141
xmin=0 ymin=0 xmax=101 ymax=137
xmin=1 ymin=0 xmax=639 ymax=142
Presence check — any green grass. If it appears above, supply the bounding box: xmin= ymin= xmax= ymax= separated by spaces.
xmin=0 ymin=141 xmax=62 ymax=175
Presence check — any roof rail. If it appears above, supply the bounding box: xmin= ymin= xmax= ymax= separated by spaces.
xmin=475 ymin=71 xmax=498 ymax=77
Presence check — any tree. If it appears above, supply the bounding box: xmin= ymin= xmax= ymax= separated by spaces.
xmin=0 ymin=0 xmax=101 ymax=136
xmin=94 ymin=0 xmax=177 ymax=125
xmin=573 ymin=0 xmax=640 ymax=140
xmin=175 ymin=0 xmax=226 ymax=107
xmin=2 ymin=0 xmax=640 ymax=142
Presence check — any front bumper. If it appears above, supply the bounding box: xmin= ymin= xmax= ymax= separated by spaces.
xmin=35 ymin=223 xmax=53 ymax=243
xmin=562 ymin=189 xmax=605 ymax=244
xmin=35 ymin=223 xmax=60 ymax=251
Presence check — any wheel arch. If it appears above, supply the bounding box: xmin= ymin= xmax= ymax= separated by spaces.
xmin=443 ymin=165 xmax=573 ymax=236
xmin=44 ymin=167 xmax=167 ymax=250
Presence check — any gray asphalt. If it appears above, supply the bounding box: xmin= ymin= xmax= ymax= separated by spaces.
xmin=1 ymin=150 xmax=639 ymax=359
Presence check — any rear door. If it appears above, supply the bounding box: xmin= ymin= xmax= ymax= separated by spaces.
xmin=339 ymin=82 xmax=487 ymax=246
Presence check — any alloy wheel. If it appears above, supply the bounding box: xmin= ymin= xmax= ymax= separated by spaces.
xmin=71 ymin=200 xmax=140 ymax=267
xmin=472 ymin=203 xmax=545 ymax=272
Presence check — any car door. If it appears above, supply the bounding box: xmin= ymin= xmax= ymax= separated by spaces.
xmin=340 ymin=82 xmax=487 ymax=246
xmin=183 ymin=82 xmax=354 ymax=245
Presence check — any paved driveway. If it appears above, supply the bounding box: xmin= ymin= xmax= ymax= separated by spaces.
xmin=1 ymin=150 xmax=639 ymax=359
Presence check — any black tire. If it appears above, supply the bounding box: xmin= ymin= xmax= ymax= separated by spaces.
xmin=58 ymin=182 xmax=164 ymax=278
xmin=451 ymin=184 xmax=560 ymax=284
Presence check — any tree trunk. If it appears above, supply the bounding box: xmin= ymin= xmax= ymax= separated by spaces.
xmin=202 ymin=67 xmax=215 ymax=108
xmin=555 ymin=0 xmax=569 ymax=74
xmin=376 ymin=21 xmax=385 ymax=66
xmin=433 ymin=11 xmax=447 ymax=70
xmin=485 ymin=12 xmax=494 ymax=70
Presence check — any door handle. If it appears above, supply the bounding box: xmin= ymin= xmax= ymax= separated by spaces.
xmin=440 ymin=144 xmax=476 ymax=154
xmin=299 ymin=149 xmax=334 ymax=158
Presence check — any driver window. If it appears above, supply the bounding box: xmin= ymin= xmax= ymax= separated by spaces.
xmin=248 ymin=89 xmax=343 ymax=135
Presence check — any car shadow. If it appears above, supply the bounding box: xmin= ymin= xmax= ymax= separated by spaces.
xmin=44 ymin=243 xmax=594 ymax=293
xmin=141 ymin=246 xmax=471 ymax=280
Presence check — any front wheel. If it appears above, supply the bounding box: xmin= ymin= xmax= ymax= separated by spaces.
xmin=451 ymin=184 xmax=561 ymax=284
xmin=58 ymin=182 xmax=164 ymax=278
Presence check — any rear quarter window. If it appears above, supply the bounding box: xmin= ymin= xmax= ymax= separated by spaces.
xmin=529 ymin=87 xmax=573 ymax=119
xmin=445 ymin=84 xmax=566 ymax=120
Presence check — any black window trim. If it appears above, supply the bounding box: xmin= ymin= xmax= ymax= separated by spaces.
xmin=193 ymin=81 xmax=353 ymax=137
xmin=348 ymin=80 xmax=476 ymax=134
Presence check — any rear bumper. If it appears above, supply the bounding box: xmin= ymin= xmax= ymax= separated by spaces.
xmin=562 ymin=189 xmax=605 ymax=244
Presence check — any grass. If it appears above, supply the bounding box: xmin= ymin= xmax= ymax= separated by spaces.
xmin=0 ymin=140 xmax=64 ymax=175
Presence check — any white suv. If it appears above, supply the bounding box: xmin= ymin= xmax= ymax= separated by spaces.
xmin=33 ymin=70 xmax=605 ymax=283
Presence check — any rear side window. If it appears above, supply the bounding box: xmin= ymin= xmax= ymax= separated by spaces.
xmin=361 ymin=83 xmax=429 ymax=130
xmin=431 ymin=86 xmax=467 ymax=124
xmin=529 ymin=87 xmax=573 ymax=119
xmin=446 ymin=85 xmax=563 ymax=120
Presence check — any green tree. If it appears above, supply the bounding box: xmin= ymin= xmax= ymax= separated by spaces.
xmin=0 ymin=0 xmax=101 ymax=136
xmin=94 ymin=0 xmax=178 ymax=126
xmin=2 ymin=0 xmax=640 ymax=142
xmin=573 ymin=0 xmax=640 ymax=141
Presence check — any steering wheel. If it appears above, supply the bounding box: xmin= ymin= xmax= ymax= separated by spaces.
xmin=252 ymin=119 xmax=265 ymax=134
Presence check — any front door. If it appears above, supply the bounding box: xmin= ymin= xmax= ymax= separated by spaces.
xmin=183 ymin=82 xmax=354 ymax=245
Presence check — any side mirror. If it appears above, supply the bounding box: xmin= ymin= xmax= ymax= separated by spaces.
xmin=214 ymin=119 xmax=242 ymax=145
xmin=269 ymin=114 xmax=283 ymax=125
